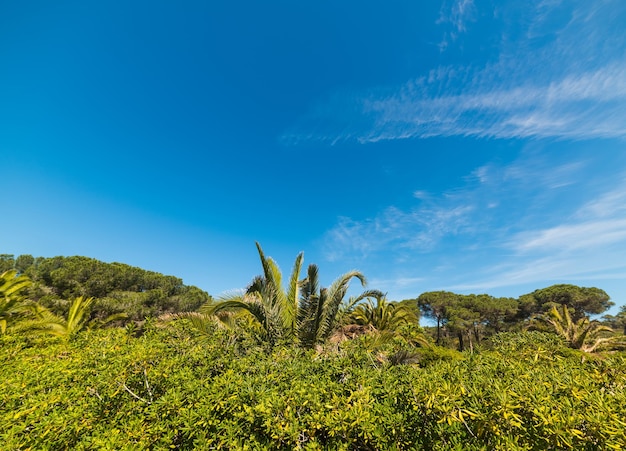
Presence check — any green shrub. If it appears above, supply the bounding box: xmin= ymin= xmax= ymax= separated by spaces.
xmin=2 ymin=321 xmax=625 ymax=450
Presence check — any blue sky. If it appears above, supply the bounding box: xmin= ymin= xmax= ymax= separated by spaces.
xmin=2 ymin=0 xmax=625 ymax=313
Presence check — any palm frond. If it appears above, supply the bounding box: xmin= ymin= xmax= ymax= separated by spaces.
xmin=297 ymin=264 xmax=320 ymax=347
xmin=1 ymin=270 xmax=33 ymax=333
xmin=210 ymin=296 xmax=272 ymax=337
xmin=340 ymin=290 xmax=385 ymax=318
xmin=283 ymin=251 xmax=304 ymax=335
xmin=65 ymin=296 xmax=95 ymax=335
xmin=317 ymin=271 xmax=367 ymax=343
xmin=541 ymin=304 xmax=616 ymax=352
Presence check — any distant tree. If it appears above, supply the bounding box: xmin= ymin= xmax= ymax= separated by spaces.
xmin=618 ymin=305 xmax=626 ymax=335
xmin=602 ymin=305 xmax=626 ymax=335
xmin=0 ymin=254 xmax=15 ymax=273
xmin=520 ymin=284 xmax=613 ymax=321
xmin=418 ymin=291 xmax=520 ymax=351
xmin=465 ymin=294 xmax=519 ymax=336
xmin=22 ymin=255 xmax=209 ymax=320
xmin=445 ymin=300 xmax=480 ymax=352
xmin=417 ymin=291 xmax=458 ymax=345
xmin=15 ymin=254 xmax=35 ymax=274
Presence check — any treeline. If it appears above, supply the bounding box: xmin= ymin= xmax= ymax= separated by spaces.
xmin=0 ymin=254 xmax=210 ymax=321
xmin=2 ymin=247 xmax=625 ymax=353
xmin=410 ymin=285 xmax=623 ymax=352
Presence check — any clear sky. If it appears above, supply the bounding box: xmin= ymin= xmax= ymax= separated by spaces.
xmin=2 ymin=1 xmax=625 ymax=312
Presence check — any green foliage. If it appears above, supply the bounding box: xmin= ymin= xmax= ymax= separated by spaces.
xmin=3 ymin=250 xmax=625 ymax=448
xmin=0 ymin=270 xmax=33 ymax=334
xmin=484 ymin=331 xmax=579 ymax=359
xmin=351 ymin=296 xmax=418 ymax=332
xmin=520 ymin=284 xmax=613 ymax=321
xmin=537 ymin=304 xmax=620 ymax=352
xmin=208 ymin=243 xmax=377 ymax=349
xmin=2 ymin=321 xmax=626 ymax=450
xmin=0 ymin=254 xmax=15 ymax=273
xmin=4 ymin=255 xmax=211 ymax=321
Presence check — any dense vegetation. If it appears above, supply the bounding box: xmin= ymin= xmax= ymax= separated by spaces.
xmin=2 ymin=246 xmax=626 ymax=449
xmin=0 ymin=254 xmax=210 ymax=322
xmin=3 ymin=325 xmax=626 ymax=450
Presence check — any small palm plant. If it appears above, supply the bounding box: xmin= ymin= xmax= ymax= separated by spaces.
xmin=349 ymin=296 xmax=431 ymax=352
xmin=32 ymin=296 xmax=127 ymax=341
xmin=351 ymin=296 xmax=418 ymax=332
xmin=540 ymin=304 xmax=618 ymax=352
xmin=208 ymin=243 xmax=304 ymax=346
xmin=34 ymin=296 xmax=96 ymax=340
xmin=0 ymin=270 xmax=33 ymax=334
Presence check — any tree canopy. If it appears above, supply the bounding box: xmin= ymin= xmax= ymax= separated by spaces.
xmin=519 ymin=284 xmax=613 ymax=321
xmin=0 ymin=254 xmax=211 ymax=321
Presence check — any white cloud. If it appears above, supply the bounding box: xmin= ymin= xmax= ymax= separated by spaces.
xmin=324 ymin=203 xmax=474 ymax=262
xmin=322 ymin=152 xmax=626 ymax=299
xmin=370 ymin=276 xmax=424 ymax=289
xmin=576 ymin=176 xmax=626 ymax=218
xmin=511 ymin=219 xmax=626 ymax=253
xmin=437 ymin=0 xmax=476 ymax=50
xmin=413 ymin=190 xmax=429 ymax=200
xmin=448 ymin=177 xmax=626 ymax=292
xmin=323 ymin=151 xmax=585 ymax=262
xmin=282 ymin=0 xmax=626 ymax=144
xmin=359 ymin=63 xmax=626 ymax=142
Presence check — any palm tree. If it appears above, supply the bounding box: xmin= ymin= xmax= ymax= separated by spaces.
xmin=297 ymin=263 xmax=381 ymax=348
xmin=351 ymin=296 xmax=418 ymax=332
xmin=0 ymin=270 xmax=32 ymax=334
xmin=205 ymin=243 xmax=378 ymax=348
xmin=540 ymin=304 xmax=617 ymax=352
xmin=209 ymin=243 xmax=303 ymax=346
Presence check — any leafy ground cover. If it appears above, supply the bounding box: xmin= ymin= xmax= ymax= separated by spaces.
xmin=2 ymin=322 xmax=625 ymax=450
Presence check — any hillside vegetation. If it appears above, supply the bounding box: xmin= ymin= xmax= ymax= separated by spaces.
xmin=2 ymin=246 xmax=626 ymax=449
xmin=1 ymin=254 xmax=210 ymax=322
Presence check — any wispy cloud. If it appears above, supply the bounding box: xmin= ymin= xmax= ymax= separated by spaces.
xmin=439 ymin=0 xmax=475 ymax=33
xmin=437 ymin=0 xmax=476 ymax=50
xmin=322 ymin=154 xmax=626 ymax=297
xmin=449 ymin=176 xmax=626 ymax=291
xmin=282 ymin=0 xmax=626 ymax=144
xmin=323 ymin=151 xmax=589 ymax=262
xmin=511 ymin=219 xmax=626 ymax=253
xmin=324 ymin=204 xmax=474 ymax=262
xmin=359 ymin=63 xmax=626 ymax=142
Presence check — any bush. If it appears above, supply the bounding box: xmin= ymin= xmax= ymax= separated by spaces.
xmin=2 ymin=321 xmax=626 ymax=450
xmin=484 ymin=331 xmax=582 ymax=360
